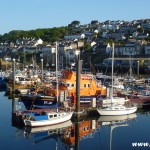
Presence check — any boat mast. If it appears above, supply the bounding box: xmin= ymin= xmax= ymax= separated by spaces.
xmin=111 ymin=43 xmax=114 ymax=100
xmin=56 ymin=41 xmax=58 ymax=112
xmin=129 ymin=52 xmax=132 ymax=79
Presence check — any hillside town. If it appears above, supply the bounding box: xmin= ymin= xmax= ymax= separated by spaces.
xmin=0 ymin=19 xmax=150 ymax=70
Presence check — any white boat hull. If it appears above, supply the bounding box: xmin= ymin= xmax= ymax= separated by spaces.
xmin=97 ymin=106 xmax=137 ymax=116
xmin=24 ymin=112 xmax=73 ymax=127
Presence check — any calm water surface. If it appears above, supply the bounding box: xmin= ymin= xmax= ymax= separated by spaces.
xmin=0 ymin=91 xmax=150 ymax=150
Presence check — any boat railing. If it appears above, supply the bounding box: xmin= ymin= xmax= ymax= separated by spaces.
xmin=81 ymin=74 xmax=93 ymax=80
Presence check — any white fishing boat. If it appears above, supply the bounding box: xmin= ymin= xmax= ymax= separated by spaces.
xmin=23 ymin=110 xmax=73 ymax=127
xmin=23 ymin=42 xmax=73 ymax=127
xmin=97 ymin=43 xmax=137 ymax=116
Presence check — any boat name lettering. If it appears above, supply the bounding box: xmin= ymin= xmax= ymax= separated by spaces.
xmin=44 ymin=101 xmax=52 ymax=105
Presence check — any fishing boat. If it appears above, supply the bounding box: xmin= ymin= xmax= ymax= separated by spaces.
xmin=116 ymin=89 xmax=150 ymax=108
xmin=43 ymin=70 xmax=107 ymax=103
xmin=97 ymin=43 xmax=137 ymax=116
xmin=23 ymin=110 xmax=73 ymax=127
xmin=19 ymin=69 xmax=107 ymax=109
xmin=19 ymin=88 xmax=57 ymax=109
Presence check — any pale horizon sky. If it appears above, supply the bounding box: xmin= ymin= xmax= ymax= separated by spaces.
xmin=0 ymin=0 xmax=150 ymax=35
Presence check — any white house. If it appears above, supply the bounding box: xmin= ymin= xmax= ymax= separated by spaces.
xmin=99 ymin=24 xmax=119 ymax=31
xmin=141 ymin=23 xmax=150 ymax=29
xmin=64 ymin=48 xmax=77 ymax=66
xmin=115 ymin=45 xmax=140 ymax=56
xmin=105 ymin=32 xmax=126 ymax=41
xmin=34 ymin=38 xmax=43 ymax=46
xmin=64 ymin=34 xmax=85 ymax=40
xmin=106 ymin=43 xmax=113 ymax=54
xmin=91 ymin=41 xmax=96 ymax=47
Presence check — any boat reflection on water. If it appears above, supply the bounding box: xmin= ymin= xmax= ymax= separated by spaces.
xmin=23 ymin=120 xmax=73 ymax=144
xmin=98 ymin=113 xmax=137 ymax=150
xmin=98 ymin=113 xmax=137 ymax=125
xmin=24 ymin=120 xmax=73 ymax=135
xmin=13 ymin=118 xmax=101 ymax=149
xmin=61 ymin=119 xmax=100 ymax=148
xmin=13 ymin=114 xmax=137 ymax=150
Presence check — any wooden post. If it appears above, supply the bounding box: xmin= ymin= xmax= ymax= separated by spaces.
xmin=12 ymin=58 xmax=15 ymax=94
xmin=76 ymin=51 xmax=81 ymax=116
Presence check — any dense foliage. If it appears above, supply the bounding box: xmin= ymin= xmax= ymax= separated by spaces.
xmin=0 ymin=26 xmax=70 ymax=44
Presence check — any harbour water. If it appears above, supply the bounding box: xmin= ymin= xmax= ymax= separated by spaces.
xmin=0 ymin=90 xmax=150 ymax=150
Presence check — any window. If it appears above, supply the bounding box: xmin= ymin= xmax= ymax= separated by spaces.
xmin=83 ymin=127 xmax=86 ymax=131
xmin=84 ymin=84 xmax=86 ymax=88
xmin=88 ymin=84 xmax=90 ymax=87
xmin=49 ymin=115 xmax=53 ymax=118
xmin=54 ymin=114 xmax=57 ymax=117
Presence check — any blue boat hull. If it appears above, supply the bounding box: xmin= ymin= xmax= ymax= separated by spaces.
xmin=20 ymin=95 xmax=101 ymax=109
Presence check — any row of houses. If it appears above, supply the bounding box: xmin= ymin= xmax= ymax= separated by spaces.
xmin=0 ymin=19 xmax=150 ymax=67
xmin=41 ymin=40 xmax=150 ymax=66
xmin=92 ymin=40 xmax=150 ymax=56
xmin=1 ymin=40 xmax=150 ymax=68
xmin=67 ymin=19 xmax=150 ymax=41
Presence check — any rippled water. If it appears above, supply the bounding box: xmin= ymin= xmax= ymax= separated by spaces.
xmin=0 ymin=91 xmax=150 ymax=150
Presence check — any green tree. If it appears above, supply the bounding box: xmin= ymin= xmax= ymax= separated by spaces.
xmin=84 ymin=42 xmax=91 ymax=51
xmin=71 ymin=20 xmax=80 ymax=27
xmin=0 ymin=27 xmax=69 ymax=43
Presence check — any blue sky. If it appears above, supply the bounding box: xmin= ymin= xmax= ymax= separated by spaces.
xmin=0 ymin=0 xmax=150 ymax=35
